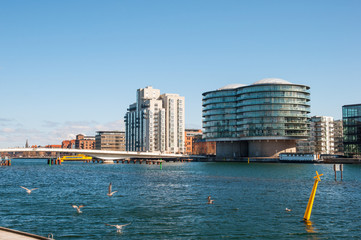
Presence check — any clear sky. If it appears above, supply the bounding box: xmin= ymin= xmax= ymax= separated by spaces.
xmin=1 ymin=0 xmax=360 ymax=148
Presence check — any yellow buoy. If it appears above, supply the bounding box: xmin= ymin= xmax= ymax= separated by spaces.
xmin=303 ymin=171 xmax=323 ymax=221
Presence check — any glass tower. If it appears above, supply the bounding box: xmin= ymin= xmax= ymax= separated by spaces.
xmin=203 ymin=79 xmax=310 ymax=141
xmin=343 ymin=104 xmax=361 ymax=157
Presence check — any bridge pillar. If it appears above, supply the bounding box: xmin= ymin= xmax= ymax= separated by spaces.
xmin=102 ymin=160 xmax=114 ymax=164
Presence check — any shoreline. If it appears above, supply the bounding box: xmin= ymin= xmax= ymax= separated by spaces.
xmin=194 ymin=157 xmax=361 ymax=164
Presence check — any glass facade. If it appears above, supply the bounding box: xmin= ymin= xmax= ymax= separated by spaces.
xmin=343 ymin=104 xmax=361 ymax=157
xmin=202 ymin=81 xmax=310 ymax=140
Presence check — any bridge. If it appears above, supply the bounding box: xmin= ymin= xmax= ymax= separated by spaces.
xmin=0 ymin=148 xmax=196 ymax=163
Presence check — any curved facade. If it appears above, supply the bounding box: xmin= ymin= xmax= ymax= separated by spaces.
xmin=202 ymin=79 xmax=310 ymax=157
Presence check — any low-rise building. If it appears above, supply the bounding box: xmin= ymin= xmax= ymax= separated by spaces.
xmin=75 ymin=134 xmax=95 ymax=149
xmin=62 ymin=140 xmax=75 ymax=149
xmin=185 ymin=129 xmax=202 ymax=155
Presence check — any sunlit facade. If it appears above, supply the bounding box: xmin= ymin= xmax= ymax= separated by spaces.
xmin=125 ymin=86 xmax=185 ymax=154
xmin=202 ymin=78 xmax=310 ymax=157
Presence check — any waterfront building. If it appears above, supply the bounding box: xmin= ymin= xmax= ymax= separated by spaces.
xmin=62 ymin=140 xmax=75 ymax=149
xmin=185 ymin=129 xmax=202 ymax=154
xmin=125 ymin=86 xmax=185 ymax=153
xmin=333 ymin=120 xmax=344 ymax=155
xmin=95 ymin=131 xmax=125 ymax=151
xmin=75 ymin=134 xmax=95 ymax=150
xmin=202 ymin=78 xmax=310 ymax=158
xmin=297 ymin=116 xmax=336 ymax=155
xmin=45 ymin=145 xmax=62 ymax=148
xmin=193 ymin=138 xmax=216 ymax=156
xmin=342 ymin=104 xmax=361 ymax=157
xmin=310 ymin=116 xmax=334 ymax=154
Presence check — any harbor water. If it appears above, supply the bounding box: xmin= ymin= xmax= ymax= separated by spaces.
xmin=1 ymin=159 xmax=361 ymax=239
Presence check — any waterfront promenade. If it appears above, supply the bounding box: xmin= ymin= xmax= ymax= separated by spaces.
xmin=0 ymin=227 xmax=50 ymax=239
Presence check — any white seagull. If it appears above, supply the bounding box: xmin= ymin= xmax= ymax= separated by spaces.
xmin=107 ymin=182 xmax=118 ymax=197
xmin=285 ymin=208 xmax=292 ymax=212
xmin=20 ymin=186 xmax=38 ymax=194
xmin=207 ymin=195 xmax=214 ymax=204
xmin=72 ymin=205 xmax=85 ymax=213
xmin=105 ymin=223 xmax=131 ymax=233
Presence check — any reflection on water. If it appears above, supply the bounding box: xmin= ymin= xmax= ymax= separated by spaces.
xmin=1 ymin=160 xmax=361 ymax=239
xmin=304 ymin=220 xmax=316 ymax=233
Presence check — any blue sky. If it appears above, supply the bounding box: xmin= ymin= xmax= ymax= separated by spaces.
xmin=1 ymin=0 xmax=360 ymax=148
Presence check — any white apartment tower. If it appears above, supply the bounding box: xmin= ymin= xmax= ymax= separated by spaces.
xmin=297 ymin=116 xmax=335 ymax=154
xmin=311 ymin=116 xmax=334 ymax=154
xmin=125 ymin=86 xmax=185 ymax=154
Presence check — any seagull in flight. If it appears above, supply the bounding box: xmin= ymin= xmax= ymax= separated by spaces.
xmin=72 ymin=205 xmax=85 ymax=213
xmin=20 ymin=186 xmax=38 ymax=194
xmin=105 ymin=223 xmax=131 ymax=233
xmin=107 ymin=182 xmax=118 ymax=197
xmin=207 ymin=195 xmax=214 ymax=204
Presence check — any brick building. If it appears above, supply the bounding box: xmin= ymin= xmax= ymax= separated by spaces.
xmin=75 ymin=134 xmax=95 ymax=149
xmin=184 ymin=129 xmax=202 ymax=154
xmin=62 ymin=140 xmax=76 ymax=149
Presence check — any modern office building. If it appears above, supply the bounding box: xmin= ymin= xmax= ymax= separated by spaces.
xmin=343 ymin=104 xmax=361 ymax=157
xmin=333 ymin=120 xmax=344 ymax=155
xmin=202 ymin=78 xmax=310 ymax=157
xmin=125 ymin=86 xmax=185 ymax=153
xmin=95 ymin=131 xmax=125 ymax=151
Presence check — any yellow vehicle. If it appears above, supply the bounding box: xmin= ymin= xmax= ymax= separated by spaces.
xmin=60 ymin=154 xmax=92 ymax=161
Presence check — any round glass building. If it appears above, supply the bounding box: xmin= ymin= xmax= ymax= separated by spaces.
xmin=202 ymin=78 xmax=310 ymax=157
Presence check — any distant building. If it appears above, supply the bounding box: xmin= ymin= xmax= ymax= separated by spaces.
xmin=311 ymin=116 xmax=334 ymax=154
xmin=185 ymin=129 xmax=202 ymax=154
xmin=202 ymin=78 xmax=310 ymax=158
xmin=45 ymin=145 xmax=62 ymax=148
xmin=297 ymin=116 xmax=335 ymax=155
xmin=333 ymin=120 xmax=344 ymax=155
xmin=125 ymin=86 xmax=185 ymax=153
xmin=343 ymin=104 xmax=361 ymax=157
xmin=45 ymin=145 xmax=62 ymax=157
xmin=75 ymin=134 xmax=95 ymax=149
xmin=95 ymin=131 xmax=125 ymax=151
xmin=62 ymin=140 xmax=75 ymax=149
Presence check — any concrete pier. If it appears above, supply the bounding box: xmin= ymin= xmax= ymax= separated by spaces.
xmin=0 ymin=226 xmax=52 ymax=239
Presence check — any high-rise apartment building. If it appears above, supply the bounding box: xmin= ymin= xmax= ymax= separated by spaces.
xmin=343 ymin=104 xmax=361 ymax=157
xmin=297 ymin=116 xmax=335 ymax=154
xmin=95 ymin=131 xmax=125 ymax=151
xmin=125 ymin=86 xmax=185 ymax=153
xmin=311 ymin=116 xmax=334 ymax=154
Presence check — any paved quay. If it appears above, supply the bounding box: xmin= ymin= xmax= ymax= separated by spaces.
xmin=0 ymin=227 xmax=51 ymax=240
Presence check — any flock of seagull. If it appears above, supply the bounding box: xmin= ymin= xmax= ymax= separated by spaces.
xmin=19 ymin=183 xmax=218 ymax=234
xmin=19 ymin=183 xmax=292 ymax=236
xmin=20 ymin=183 xmax=131 ymax=234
